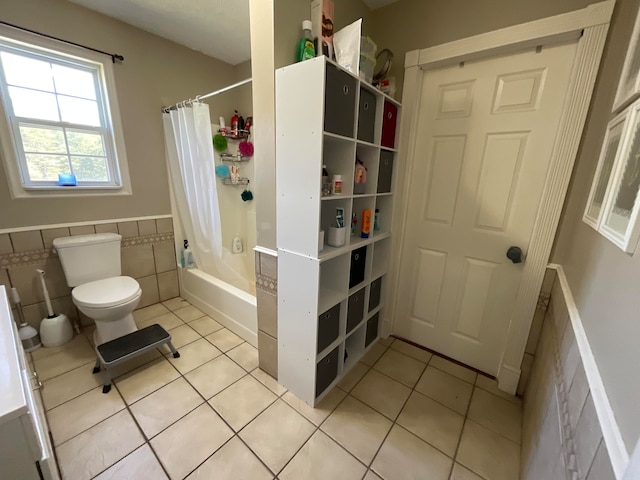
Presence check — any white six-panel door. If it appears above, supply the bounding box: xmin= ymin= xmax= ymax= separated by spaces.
xmin=394 ymin=41 xmax=578 ymax=375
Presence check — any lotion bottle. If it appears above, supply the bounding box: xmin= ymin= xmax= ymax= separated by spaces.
xmin=183 ymin=240 xmax=195 ymax=268
xmin=232 ymin=233 xmax=243 ymax=254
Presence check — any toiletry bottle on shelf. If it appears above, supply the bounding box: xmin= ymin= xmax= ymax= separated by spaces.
xmin=361 ymin=209 xmax=372 ymax=238
xmin=351 ymin=213 xmax=358 ymax=236
xmin=322 ymin=164 xmax=330 ymax=195
xmin=374 ymin=208 xmax=380 ymax=231
xmin=298 ymin=20 xmax=316 ymax=62
xmin=183 ymin=240 xmax=195 ymax=268
xmin=231 ymin=110 xmax=239 ymax=136
xmin=232 ymin=233 xmax=243 ymax=254
xmin=332 ymin=174 xmax=342 ymax=195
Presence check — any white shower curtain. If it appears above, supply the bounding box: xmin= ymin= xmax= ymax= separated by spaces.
xmin=163 ymin=102 xmax=247 ymax=290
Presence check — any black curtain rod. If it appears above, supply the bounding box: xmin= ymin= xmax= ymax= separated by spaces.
xmin=0 ymin=20 xmax=124 ymax=63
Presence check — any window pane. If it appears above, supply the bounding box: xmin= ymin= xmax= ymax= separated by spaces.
xmin=66 ymin=130 xmax=104 ymax=156
xmin=587 ymin=122 xmax=623 ymax=220
xmin=25 ymin=154 xmax=69 ymax=181
xmin=20 ymin=125 xmax=67 ymax=153
xmin=0 ymin=51 xmax=54 ymax=91
xmin=8 ymin=86 xmax=59 ymax=121
xmin=606 ymin=118 xmax=640 ymax=235
xmin=71 ymin=156 xmax=109 ymax=182
xmin=52 ymin=64 xmax=96 ymax=100
xmin=58 ymin=95 xmax=100 ymax=126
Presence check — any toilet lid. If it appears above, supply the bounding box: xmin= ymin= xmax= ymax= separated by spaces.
xmin=73 ymin=276 xmax=141 ymax=308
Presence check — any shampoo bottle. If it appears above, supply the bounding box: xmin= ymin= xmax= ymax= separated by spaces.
xmin=183 ymin=240 xmax=195 ymax=269
xmin=298 ymin=20 xmax=316 ymax=62
xmin=232 ymin=233 xmax=243 ymax=254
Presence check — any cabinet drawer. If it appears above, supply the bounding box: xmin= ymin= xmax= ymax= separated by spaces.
xmin=349 ymin=246 xmax=367 ymax=289
xmin=365 ymin=312 xmax=379 ymax=347
xmin=369 ymin=277 xmax=382 ymax=312
xmin=324 ymin=64 xmax=357 ymax=138
xmin=346 ymin=288 xmax=365 ymax=333
xmin=317 ymin=303 xmax=340 ymax=354
xmin=381 ymin=101 xmax=398 ymax=148
xmin=316 ymin=346 xmax=339 ymax=397
xmin=377 ymin=151 xmax=394 ymax=193
xmin=357 ymin=88 xmax=376 ymax=143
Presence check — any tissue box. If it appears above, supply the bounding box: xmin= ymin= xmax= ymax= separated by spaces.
xmin=311 ymin=0 xmax=334 ymax=58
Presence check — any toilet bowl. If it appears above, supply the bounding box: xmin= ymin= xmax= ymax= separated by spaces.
xmin=72 ymin=276 xmax=141 ymax=345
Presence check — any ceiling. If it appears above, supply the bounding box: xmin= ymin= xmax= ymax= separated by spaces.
xmin=362 ymin=0 xmax=398 ymax=9
xmin=67 ymin=0 xmax=251 ymax=65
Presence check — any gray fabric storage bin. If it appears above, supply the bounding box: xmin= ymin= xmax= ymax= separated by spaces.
xmin=324 ymin=64 xmax=356 ymax=138
xmin=317 ymin=303 xmax=340 ymax=353
xmin=346 ymin=287 xmax=366 ymax=333
xmin=316 ymin=346 xmax=339 ymax=397
xmin=357 ymin=88 xmax=376 ymax=143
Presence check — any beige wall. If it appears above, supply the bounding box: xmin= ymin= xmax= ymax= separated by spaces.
xmin=274 ymin=0 xmax=371 ymax=69
xmin=0 ymin=0 xmax=244 ymax=229
xmin=368 ymin=0 xmax=595 ymax=98
xmin=552 ymin=0 xmax=640 ymax=452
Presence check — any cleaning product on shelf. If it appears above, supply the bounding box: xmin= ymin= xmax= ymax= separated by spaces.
xmin=219 ymin=116 xmax=227 ymax=135
xmin=37 ymin=269 xmax=73 ymax=347
xmin=298 ymin=20 xmax=316 ymax=62
xmin=374 ymin=208 xmax=380 ymax=231
xmin=182 ymin=240 xmax=195 ymax=269
xmin=311 ymin=0 xmax=335 ymax=58
xmin=332 ymin=174 xmax=342 ymax=195
xmin=361 ymin=209 xmax=372 ymax=238
xmin=11 ymin=287 xmax=41 ymax=352
xmin=351 ymin=213 xmax=358 ymax=236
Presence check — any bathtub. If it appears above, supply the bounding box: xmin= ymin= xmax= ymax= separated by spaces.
xmin=179 ymin=267 xmax=257 ymax=346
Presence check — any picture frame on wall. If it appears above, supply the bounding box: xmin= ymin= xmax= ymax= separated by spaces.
xmin=585 ymin=98 xmax=640 ymax=253
xmin=613 ymin=5 xmax=640 ymax=112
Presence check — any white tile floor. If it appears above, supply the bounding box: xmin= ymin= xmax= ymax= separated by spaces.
xmin=33 ymin=297 xmax=522 ymax=480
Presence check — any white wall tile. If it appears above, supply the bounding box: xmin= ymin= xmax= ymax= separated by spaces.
xmin=575 ymin=394 xmax=603 ymax=478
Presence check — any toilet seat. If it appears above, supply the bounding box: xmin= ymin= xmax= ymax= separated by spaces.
xmin=73 ymin=276 xmax=141 ymax=309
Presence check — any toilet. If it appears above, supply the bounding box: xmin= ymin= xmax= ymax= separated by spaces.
xmin=53 ymin=233 xmax=141 ymax=345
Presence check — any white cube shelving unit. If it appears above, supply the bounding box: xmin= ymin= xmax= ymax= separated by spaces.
xmin=276 ymin=56 xmax=401 ymax=406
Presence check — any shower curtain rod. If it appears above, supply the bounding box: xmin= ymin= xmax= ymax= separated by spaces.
xmin=162 ymin=77 xmax=252 ymax=113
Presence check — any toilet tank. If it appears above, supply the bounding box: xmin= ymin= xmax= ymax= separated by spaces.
xmin=53 ymin=233 xmax=123 ymax=287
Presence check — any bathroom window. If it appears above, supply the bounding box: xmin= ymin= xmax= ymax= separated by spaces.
xmin=0 ymin=27 xmax=130 ymax=197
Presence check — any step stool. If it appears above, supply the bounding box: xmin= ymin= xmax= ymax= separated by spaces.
xmin=92 ymin=324 xmax=180 ymax=393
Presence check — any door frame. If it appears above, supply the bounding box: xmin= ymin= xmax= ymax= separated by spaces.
xmin=388 ymin=1 xmax=615 ymax=394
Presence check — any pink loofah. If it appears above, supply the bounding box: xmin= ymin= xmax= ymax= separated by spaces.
xmin=239 ymin=140 xmax=254 ymax=157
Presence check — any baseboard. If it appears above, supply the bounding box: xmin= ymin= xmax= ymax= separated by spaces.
xmin=497 ymin=363 xmax=521 ymax=395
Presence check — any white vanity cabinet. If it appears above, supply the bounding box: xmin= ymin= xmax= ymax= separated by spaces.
xmin=0 ymin=286 xmax=59 ymax=480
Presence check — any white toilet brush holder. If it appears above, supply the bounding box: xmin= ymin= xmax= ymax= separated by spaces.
xmin=37 ymin=269 xmax=73 ymax=348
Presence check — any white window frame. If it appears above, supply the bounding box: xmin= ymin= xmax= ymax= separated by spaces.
xmin=0 ymin=25 xmax=131 ymax=198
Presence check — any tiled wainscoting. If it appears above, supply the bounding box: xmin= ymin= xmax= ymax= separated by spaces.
xmin=255 ymin=250 xmax=277 ymax=378
xmin=0 ymin=216 xmax=178 ymax=329
xmin=521 ymin=268 xmax=616 ymax=480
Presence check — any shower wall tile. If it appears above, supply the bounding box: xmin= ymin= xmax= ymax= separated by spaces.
xmin=257 ymin=289 xmax=277 ymax=338
xmin=70 ymin=225 xmax=96 ymax=236
xmin=258 ymin=330 xmax=278 ymax=379
xmin=0 ymin=233 xmax=13 ymax=255
xmin=260 ymin=254 xmax=277 ymax=280
xmin=153 ymin=242 xmax=177 ymax=273
xmin=156 ymin=218 xmax=174 ymax=234
xmin=11 ymin=230 xmax=44 ymax=252
xmin=118 ymin=221 xmax=139 ymax=238
xmin=138 ymin=220 xmax=157 ymax=236
xmin=0 ymin=217 xmax=177 ymax=322
xmin=42 ymin=228 xmax=71 ymax=249
xmin=0 ymin=269 xmax=10 ymax=290
xmin=520 ymin=269 xmax=613 ymax=480
xmin=95 ymin=223 xmax=118 ymax=234
xmin=137 ymin=275 xmax=160 ymax=309
xmin=157 ymin=270 xmax=179 ymax=301
xmin=122 ymin=245 xmax=156 ymax=279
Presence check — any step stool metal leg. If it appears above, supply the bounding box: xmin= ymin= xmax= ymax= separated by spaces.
xmin=167 ymin=341 xmax=180 ymax=358
xmin=102 ymin=368 xmax=112 ymax=394
xmin=92 ymin=357 xmax=101 ymax=374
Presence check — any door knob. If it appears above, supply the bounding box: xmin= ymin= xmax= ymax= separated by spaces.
xmin=506 ymin=246 xmax=524 ymax=264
